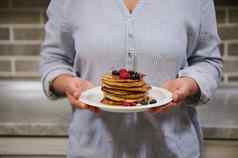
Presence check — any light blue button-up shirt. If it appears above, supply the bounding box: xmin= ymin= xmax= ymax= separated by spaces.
xmin=40 ymin=0 xmax=223 ymax=157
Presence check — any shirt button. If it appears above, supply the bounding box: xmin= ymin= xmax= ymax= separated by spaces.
xmin=128 ymin=52 xmax=132 ymax=58
xmin=128 ymin=33 xmax=134 ymax=38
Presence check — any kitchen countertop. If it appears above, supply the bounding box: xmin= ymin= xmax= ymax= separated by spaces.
xmin=0 ymin=80 xmax=238 ymax=139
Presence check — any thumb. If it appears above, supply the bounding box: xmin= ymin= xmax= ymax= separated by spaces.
xmin=73 ymin=91 xmax=80 ymax=99
xmin=161 ymin=80 xmax=175 ymax=93
xmin=172 ymin=87 xmax=188 ymax=103
xmin=66 ymin=84 xmax=81 ymax=99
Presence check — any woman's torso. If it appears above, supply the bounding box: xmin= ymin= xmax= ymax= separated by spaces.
xmin=67 ymin=0 xmax=201 ymax=157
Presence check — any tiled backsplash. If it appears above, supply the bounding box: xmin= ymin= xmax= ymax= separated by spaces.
xmin=0 ymin=0 xmax=237 ymax=84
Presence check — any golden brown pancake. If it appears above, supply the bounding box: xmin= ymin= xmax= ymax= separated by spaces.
xmin=102 ymin=79 xmax=145 ymax=87
xmin=101 ymin=98 xmax=122 ymax=105
xmin=101 ymin=71 xmax=151 ymax=105
xmin=102 ymin=83 xmax=151 ymax=92
xmin=104 ymin=94 xmax=147 ymax=102
xmin=102 ymin=87 xmax=146 ymax=95
xmin=103 ymin=91 xmax=147 ymax=99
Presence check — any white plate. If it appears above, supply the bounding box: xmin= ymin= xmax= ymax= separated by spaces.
xmin=79 ymin=86 xmax=172 ymax=113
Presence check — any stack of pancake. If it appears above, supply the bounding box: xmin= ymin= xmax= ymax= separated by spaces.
xmin=101 ymin=71 xmax=151 ymax=106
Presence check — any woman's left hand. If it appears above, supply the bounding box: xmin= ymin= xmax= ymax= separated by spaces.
xmin=150 ymin=77 xmax=200 ymax=113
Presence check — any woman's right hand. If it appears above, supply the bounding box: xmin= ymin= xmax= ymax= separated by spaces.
xmin=52 ymin=74 xmax=100 ymax=113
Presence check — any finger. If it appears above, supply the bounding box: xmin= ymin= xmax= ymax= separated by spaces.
xmin=88 ymin=106 xmax=101 ymax=113
xmin=66 ymin=92 xmax=88 ymax=109
xmin=151 ymin=105 xmax=171 ymax=113
xmin=77 ymin=80 xmax=95 ymax=92
xmin=150 ymin=104 xmax=169 ymax=113
xmin=66 ymin=92 xmax=101 ymax=113
xmin=68 ymin=92 xmax=101 ymax=113
xmin=161 ymin=80 xmax=174 ymax=92
xmin=172 ymin=92 xmax=179 ymax=102
xmin=162 ymin=80 xmax=181 ymax=93
xmin=150 ymin=101 xmax=178 ymax=113
xmin=85 ymin=81 xmax=95 ymax=89
xmin=73 ymin=91 xmax=81 ymax=99
xmin=88 ymin=106 xmax=97 ymax=112
xmin=173 ymin=88 xmax=188 ymax=103
xmin=93 ymin=107 xmax=101 ymax=113
xmin=66 ymin=84 xmax=81 ymax=99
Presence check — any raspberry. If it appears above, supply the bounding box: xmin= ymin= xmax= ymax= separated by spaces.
xmin=119 ymin=68 xmax=128 ymax=74
xmin=122 ymin=101 xmax=137 ymax=106
xmin=122 ymin=101 xmax=131 ymax=106
xmin=120 ymin=72 xmax=129 ymax=79
xmin=119 ymin=68 xmax=129 ymax=79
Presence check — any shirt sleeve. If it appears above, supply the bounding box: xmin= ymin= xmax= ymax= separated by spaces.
xmin=178 ymin=0 xmax=223 ymax=105
xmin=40 ymin=0 xmax=76 ymax=100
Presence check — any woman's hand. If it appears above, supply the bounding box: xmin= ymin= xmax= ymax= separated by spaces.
xmin=151 ymin=77 xmax=200 ymax=113
xmin=52 ymin=74 xmax=100 ymax=113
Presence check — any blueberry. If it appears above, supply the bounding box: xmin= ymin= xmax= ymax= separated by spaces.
xmin=134 ymin=72 xmax=141 ymax=80
xmin=149 ymin=99 xmax=157 ymax=104
xmin=128 ymin=71 xmax=135 ymax=79
xmin=128 ymin=70 xmax=135 ymax=75
xmin=129 ymin=72 xmax=140 ymax=80
xmin=130 ymin=74 xmax=135 ymax=80
xmin=112 ymin=70 xmax=119 ymax=75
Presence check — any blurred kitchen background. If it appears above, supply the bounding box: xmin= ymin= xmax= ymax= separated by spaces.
xmin=0 ymin=0 xmax=238 ymax=157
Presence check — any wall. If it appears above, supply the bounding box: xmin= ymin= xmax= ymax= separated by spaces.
xmin=0 ymin=0 xmax=48 ymax=79
xmin=0 ymin=0 xmax=237 ymax=84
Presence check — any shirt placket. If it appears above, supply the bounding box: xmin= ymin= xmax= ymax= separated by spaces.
xmin=125 ymin=17 xmax=138 ymax=126
xmin=125 ymin=18 xmax=136 ymax=71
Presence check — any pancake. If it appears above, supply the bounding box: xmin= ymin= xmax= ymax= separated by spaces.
xmin=102 ymin=87 xmax=146 ymax=95
xmin=104 ymin=94 xmax=147 ymax=102
xmin=100 ymin=69 xmax=152 ymax=106
xmin=103 ymin=91 xmax=147 ymax=99
xmin=102 ymin=83 xmax=151 ymax=92
xmin=102 ymin=78 xmax=145 ymax=87
xmin=101 ymin=98 xmax=122 ymax=105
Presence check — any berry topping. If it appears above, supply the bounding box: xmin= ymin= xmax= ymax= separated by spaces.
xmin=122 ymin=101 xmax=129 ymax=106
xmin=122 ymin=101 xmax=136 ymax=106
xmin=128 ymin=70 xmax=135 ymax=76
xmin=120 ymin=72 xmax=129 ymax=79
xmin=119 ymin=68 xmax=128 ymax=73
xmin=114 ymin=68 xmax=143 ymax=80
xmin=119 ymin=68 xmax=129 ymax=79
xmin=131 ymin=72 xmax=141 ymax=80
xmin=112 ymin=70 xmax=120 ymax=76
xmin=149 ymin=99 xmax=157 ymax=104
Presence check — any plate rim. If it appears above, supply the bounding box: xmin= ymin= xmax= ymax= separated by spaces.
xmin=79 ymin=86 xmax=173 ymax=112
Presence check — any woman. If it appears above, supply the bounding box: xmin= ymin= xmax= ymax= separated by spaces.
xmin=40 ymin=0 xmax=222 ymax=157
